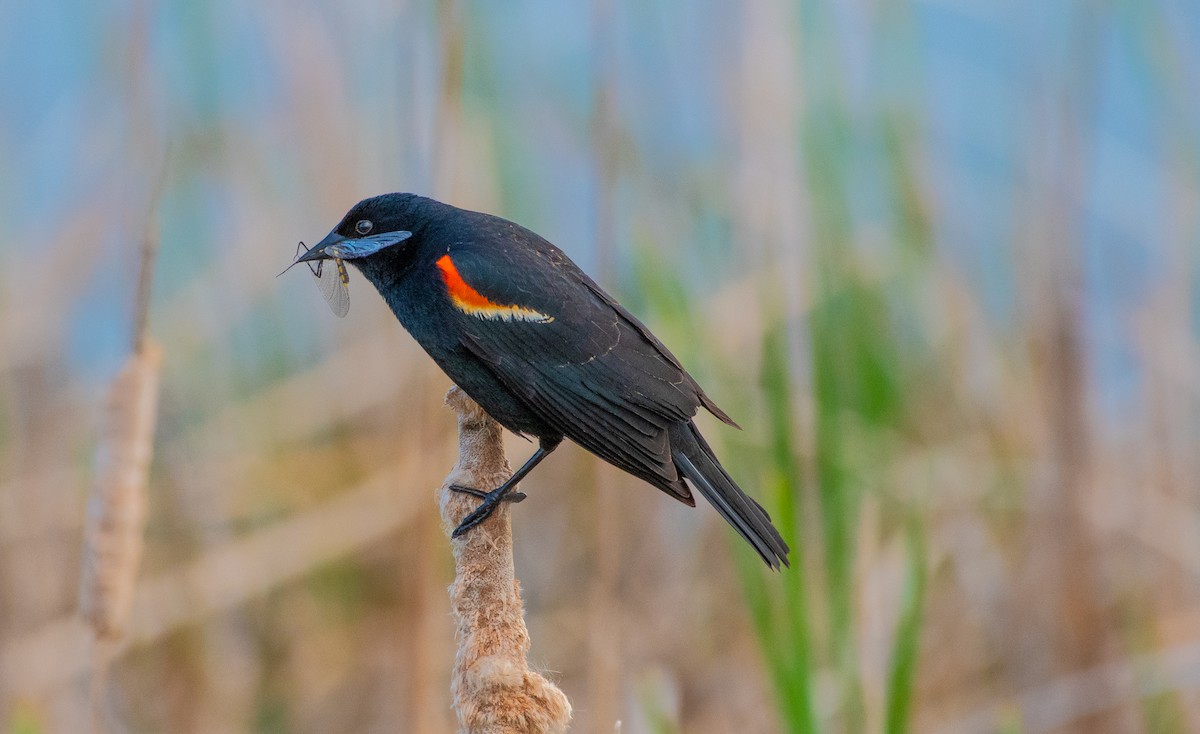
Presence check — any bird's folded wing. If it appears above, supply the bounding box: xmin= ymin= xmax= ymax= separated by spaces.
xmin=445 ymin=248 xmax=709 ymax=495
xmin=460 ymin=326 xmax=686 ymax=493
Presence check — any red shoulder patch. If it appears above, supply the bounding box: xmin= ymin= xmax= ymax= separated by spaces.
xmin=435 ymin=254 xmax=553 ymax=323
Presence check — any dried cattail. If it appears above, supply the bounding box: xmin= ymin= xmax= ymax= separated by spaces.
xmin=79 ymin=341 xmax=162 ymax=639
xmin=440 ymin=387 xmax=572 ymax=734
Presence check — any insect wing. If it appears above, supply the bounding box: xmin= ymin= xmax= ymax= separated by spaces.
xmin=311 ymin=257 xmax=351 ymax=317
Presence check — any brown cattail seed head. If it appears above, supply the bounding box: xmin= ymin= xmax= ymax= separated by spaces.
xmin=79 ymin=342 xmax=163 ymax=640
xmin=441 ymin=387 xmax=571 ymax=734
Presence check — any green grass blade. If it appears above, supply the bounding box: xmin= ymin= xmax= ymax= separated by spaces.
xmin=885 ymin=520 xmax=927 ymax=734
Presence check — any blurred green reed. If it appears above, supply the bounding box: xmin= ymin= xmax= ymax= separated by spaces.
xmin=629 ymin=15 xmax=936 ymax=728
xmin=636 ymin=677 xmax=682 ymax=734
xmin=885 ymin=521 xmax=926 ymax=734
xmin=6 ymin=705 xmax=44 ymax=734
xmin=630 ymin=242 xmax=917 ymax=731
xmin=747 ymin=266 xmax=927 ymax=734
xmin=635 ymin=245 xmax=931 ymax=733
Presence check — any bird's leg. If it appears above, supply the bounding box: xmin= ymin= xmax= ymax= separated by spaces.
xmin=450 ymin=440 xmax=559 ymax=538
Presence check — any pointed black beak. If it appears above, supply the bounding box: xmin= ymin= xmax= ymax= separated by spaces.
xmin=298 ymin=231 xmax=345 ymax=262
xmin=281 ymin=229 xmax=411 ymax=276
xmin=279 ymin=231 xmax=346 ymax=277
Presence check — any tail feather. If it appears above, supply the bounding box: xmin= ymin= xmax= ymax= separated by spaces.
xmin=670 ymin=422 xmax=790 ymax=569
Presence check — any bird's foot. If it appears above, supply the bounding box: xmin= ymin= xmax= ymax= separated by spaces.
xmin=449 ymin=485 xmax=525 ymax=538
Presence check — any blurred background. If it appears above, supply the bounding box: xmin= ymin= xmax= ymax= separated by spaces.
xmin=1 ymin=0 xmax=1198 ymax=732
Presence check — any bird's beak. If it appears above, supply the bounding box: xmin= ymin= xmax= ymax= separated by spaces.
xmin=298 ymin=231 xmax=345 ymax=263
xmin=278 ymin=231 xmax=343 ymax=277
xmin=280 ymin=230 xmax=413 ymax=276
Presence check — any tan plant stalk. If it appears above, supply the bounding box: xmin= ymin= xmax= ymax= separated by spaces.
xmin=440 ymin=387 xmax=572 ymax=734
xmin=79 ymin=180 xmax=163 ymax=643
xmin=79 ymin=340 xmax=163 ymax=640
xmin=79 ymin=172 xmax=164 ymax=731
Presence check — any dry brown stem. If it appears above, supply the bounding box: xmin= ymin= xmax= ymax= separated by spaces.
xmin=79 ymin=341 xmax=163 ymax=639
xmin=440 ymin=387 xmax=572 ymax=734
xmin=3 ymin=458 xmax=432 ymax=699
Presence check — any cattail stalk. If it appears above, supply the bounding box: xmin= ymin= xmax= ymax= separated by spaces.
xmin=80 ymin=338 xmax=162 ymax=733
xmin=79 ymin=341 xmax=162 ymax=638
xmin=79 ymin=165 xmax=163 ymax=640
xmin=440 ymin=387 xmax=572 ymax=734
xmin=79 ymin=175 xmax=163 ymax=730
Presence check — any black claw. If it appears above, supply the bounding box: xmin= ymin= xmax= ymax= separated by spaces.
xmin=452 ymin=498 xmax=497 ymax=537
xmin=451 ymin=510 xmax=487 ymax=538
xmin=450 ymin=485 xmax=527 ymax=538
xmin=449 ymin=485 xmax=526 ymax=503
xmin=448 ymin=484 xmax=488 ymax=500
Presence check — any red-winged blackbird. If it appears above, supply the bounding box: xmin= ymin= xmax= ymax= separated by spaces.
xmin=292 ymin=193 xmax=790 ymax=568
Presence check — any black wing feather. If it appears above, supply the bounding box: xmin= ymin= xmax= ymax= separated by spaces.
xmin=446 ymin=246 xmax=718 ymax=502
xmin=447 ymin=244 xmax=733 ymax=421
xmin=460 ymin=329 xmax=686 ymax=498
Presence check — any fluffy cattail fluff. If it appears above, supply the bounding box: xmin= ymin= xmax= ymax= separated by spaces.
xmin=440 ymin=387 xmax=572 ymax=734
xmin=79 ymin=341 xmax=162 ymax=639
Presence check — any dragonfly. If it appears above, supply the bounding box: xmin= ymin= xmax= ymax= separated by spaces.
xmin=292 ymin=241 xmax=350 ymax=317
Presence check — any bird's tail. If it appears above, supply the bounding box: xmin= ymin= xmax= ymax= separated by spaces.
xmin=670 ymin=421 xmax=790 ymax=569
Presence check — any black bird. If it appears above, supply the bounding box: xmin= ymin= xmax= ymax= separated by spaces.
xmin=292 ymin=193 xmax=790 ymax=568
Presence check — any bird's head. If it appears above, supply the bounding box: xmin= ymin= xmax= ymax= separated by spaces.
xmin=291 ymin=193 xmax=428 ymax=272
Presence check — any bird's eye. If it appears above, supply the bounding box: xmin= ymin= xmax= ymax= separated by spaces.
xmin=355 ymin=219 xmax=373 ymax=235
